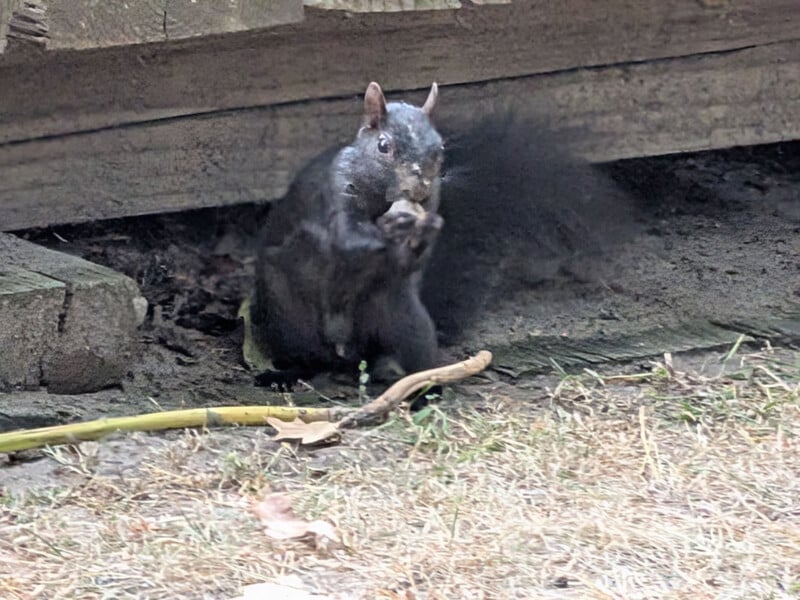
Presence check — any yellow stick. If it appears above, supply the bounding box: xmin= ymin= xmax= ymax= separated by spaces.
xmin=0 ymin=405 xmax=342 ymax=453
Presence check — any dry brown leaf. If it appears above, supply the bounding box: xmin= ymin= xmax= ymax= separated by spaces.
xmin=251 ymin=493 xmax=340 ymax=545
xmin=266 ymin=417 xmax=340 ymax=445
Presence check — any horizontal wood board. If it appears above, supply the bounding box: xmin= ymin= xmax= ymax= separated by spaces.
xmin=2 ymin=1 xmax=799 ymax=143
xmin=491 ymin=310 xmax=800 ymax=378
xmin=1 ymin=40 xmax=798 ymax=231
xmin=0 ymin=233 xmax=144 ymax=393
xmin=0 ymin=0 xmax=304 ymax=52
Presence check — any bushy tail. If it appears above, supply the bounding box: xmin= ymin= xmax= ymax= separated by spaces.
xmin=422 ymin=112 xmax=642 ymax=341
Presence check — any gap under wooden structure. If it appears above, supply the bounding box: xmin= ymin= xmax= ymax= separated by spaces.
xmin=0 ymin=0 xmax=798 ymax=400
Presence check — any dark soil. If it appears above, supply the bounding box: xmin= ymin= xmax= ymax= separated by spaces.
xmin=2 ymin=140 xmax=799 ymax=432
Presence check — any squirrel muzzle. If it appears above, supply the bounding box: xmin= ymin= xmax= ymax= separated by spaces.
xmin=393 ymin=162 xmax=436 ymax=204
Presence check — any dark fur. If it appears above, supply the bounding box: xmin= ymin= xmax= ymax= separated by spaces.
xmin=252 ymin=86 xmax=641 ymax=386
xmin=424 ymin=112 xmax=642 ymax=340
xmin=252 ymin=84 xmax=444 ymax=383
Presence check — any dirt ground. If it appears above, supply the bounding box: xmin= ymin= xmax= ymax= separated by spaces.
xmin=3 ymin=139 xmax=799 ymax=427
xmin=2 ymin=346 xmax=799 ymax=599
xmin=1 ymin=141 xmax=799 ymax=599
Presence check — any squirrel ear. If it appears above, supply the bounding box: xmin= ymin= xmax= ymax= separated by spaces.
xmin=363 ymin=82 xmax=387 ymax=129
xmin=421 ymin=82 xmax=438 ymax=116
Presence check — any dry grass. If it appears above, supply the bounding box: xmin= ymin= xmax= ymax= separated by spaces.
xmin=2 ymin=344 xmax=799 ymax=599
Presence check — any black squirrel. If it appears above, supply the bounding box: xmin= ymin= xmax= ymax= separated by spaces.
xmin=251 ymin=81 xmax=639 ymax=386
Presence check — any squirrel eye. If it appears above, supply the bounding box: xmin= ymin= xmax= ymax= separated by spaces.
xmin=377 ymin=134 xmax=390 ymax=154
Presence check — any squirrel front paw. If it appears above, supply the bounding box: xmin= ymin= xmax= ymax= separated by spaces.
xmin=378 ymin=209 xmax=443 ymax=272
xmin=378 ymin=209 xmax=442 ymax=246
xmin=377 ymin=210 xmax=417 ymax=243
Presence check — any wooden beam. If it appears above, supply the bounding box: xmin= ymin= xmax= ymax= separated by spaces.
xmin=306 ymin=0 xmax=510 ymax=10
xmin=0 ymin=0 xmax=304 ymax=54
xmin=1 ymin=0 xmax=799 ymax=143
xmin=491 ymin=322 xmax=754 ymax=377
xmin=0 ymin=1 xmax=15 ymax=52
xmin=0 ymin=265 xmax=64 ymax=391
xmin=306 ymin=0 xmax=453 ymax=10
xmin=489 ymin=308 xmax=800 ymax=378
xmin=163 ymin=0 xmax=304 ymax=43
xmin=0 ymin=233 xmax=146 ymax=393
xmin=2 ymin=0 xmax=48 ymax=53
xmin=1 ymin=40 xmax=798 ymax=232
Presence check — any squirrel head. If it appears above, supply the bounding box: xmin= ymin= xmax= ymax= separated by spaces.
xmin=346 ymin=82 xmax=444 ymax=218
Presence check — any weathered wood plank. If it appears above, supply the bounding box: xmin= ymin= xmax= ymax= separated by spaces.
xmin=306 ymin=0 xmax=461 ymax=10
xmin=0 ymin=2 xmax=6 ymax=52
xmin=0 ymin=233 xmax=147 ymax=393
xmin=164 ymin=0 xmax=304 ymax=43
xmin=490 ymin=309 xmax=800 ymax=378
xmin=0 ymin=0 xmax=304 ymax=53
xmin=1 ymin=0 xmax=48 ymax=53
xmin=712 ymin=313 xmax=800 ymax=341
xmin=44 ymin=1 xmax=168 ymax=50
xmin=1 ymin=0 xmax=799 ymax=144
xmin=0 ymin=265 xmax=64 ymax=390
xmin=491 ymin=322 xmax=756 ymax=377
xmin=1 ymin=40 xmax=799 ymax=232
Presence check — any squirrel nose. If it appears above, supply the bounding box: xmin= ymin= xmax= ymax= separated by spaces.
xmin=410 ymin=163 xmax=422 ymax=176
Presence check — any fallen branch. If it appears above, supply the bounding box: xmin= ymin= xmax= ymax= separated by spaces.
xmin=0 ymin=351 xmax=492 ymax=453
xmin=337 ymin=350 xmax=493 ymax=428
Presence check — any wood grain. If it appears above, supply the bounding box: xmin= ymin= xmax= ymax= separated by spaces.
xmin=1 ymin=0 xmax=799 ymax=143
xmin=306 ymin=0 xmax=462 ymax=10
xmin=1 ymin=40 xmax=798 ymax=232
xmin=0 ymin=0 xmax=303 ymax=53
xmin=0 ymin=0 xmax=16 ymax=52
xmin=164 ymin=0 xmax=304 ymax=43
xmin=2 ymin=0 xmax=48 ymax=53
xmin=0 ymin=233 xmax=144 ymax=393
xmin=491 ymin=307 xmax=800 ymax=377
